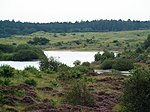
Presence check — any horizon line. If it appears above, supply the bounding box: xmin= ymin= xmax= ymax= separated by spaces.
xmin=1 ymin=19 xmax=150 ymax=24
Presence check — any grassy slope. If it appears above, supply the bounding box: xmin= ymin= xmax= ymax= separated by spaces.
xmin=0 ymin=30 xmax=149 ymax=51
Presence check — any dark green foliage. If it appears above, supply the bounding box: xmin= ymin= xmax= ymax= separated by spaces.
xmin=0 ymin=53 xmax=14 ymax=61
xmin=123 ymin=69 xmax=150 ymax=112
xmin=64 ymin=81 xmax=94 ymax=107
xmin=82 ymin=62 xmax=90 ymax=66
xmin=135 ymin=46 xmax=144 ymax=53
xmin=144 ymin=34 xmax=150 ymax=49
xmin=120 ymin=50 xmax=137 ymax=60
xmin=101 ymin=59 xmax=114 ymax=69
xmin=0 ymin=79 xmax=12 ymax=86
xmin=27 ymin=37 xmax=49 ymax=45
xmin=102 ymin=51 xmax=115 ymax=59
xmin=94 ymin=52 xmax=102 ymax=61
xmin=12 ymin=50 xmax=39 ymax=61
xmin=136 ymin=53 xmax=148 ymax=62
xmin=73 ymin=60 xmax=81 ymax=66
xmin=24 ymin=79 xmax=37 ymax=87
xmin=50 ymin=79 xmax=58 ymax=88
xmin=16 ymin=44 xmax=30 ymax=50
xmin=112 ymin=40 xmax=119 ymax=43
xmin=1 ymin=20 xmax=150 ymax=37
xmin=0 ymin=44 xmax=15 ymax=53
xmin=60 ymin=33 xmax=66 ymax=36
xmin=24 ymin=66 xmax=38 ymax=73
xmin=58 ymin=67 xmax=82 ymax=80
xmin=58 ymin=65 xmax=93 ymax=80
xmin=112 ymin=59 xmax=134 ymax=71
xmin=40 ymin=57 xmax=62 ymax=72
xmin=0 ymin=92 xmax=4 ymax=104
xmin=0 ymin=65 xmax=15 ymax=78
xmin=146 ymin=47 xmax=150 ymax=52
xmin=0 ymin=44 xmax=46 ymax=61
xmin=24 ymin=66 xmax=40 ymax=77
xmin=11 ymin=90 xmax=25 ymax=97
xmin=94 ymin=51 xmax=114 ymax=62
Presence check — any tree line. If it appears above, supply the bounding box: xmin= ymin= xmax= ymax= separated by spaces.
xmin=0 ymin=19 xmax=150 ymax=37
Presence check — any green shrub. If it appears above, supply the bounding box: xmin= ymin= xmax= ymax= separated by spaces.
xmin=144 ymin=34 xmax=150 ymax=49
xmin=50 ymin=79 xmax=58 ymax=88
xmin=27 ymin=37 xmax=49 ymax=45
xmin=112 ymin=59 xmax=134 ymax=71
xmin=0 ymin=65 xmax=15 ymax=78
xmin=0 ymin=79 xmax=12 ymax=86
xmin=24 ymin=79 xmax=37 ymax=87
xmin=24 ymin=66 xmax=38 ymax=73
xmin=101 ymin=59 xmax=114 ymax=69
xmin=40 ymin=57 xmax=61 ymax=72
xmin=123 ymin=69 xmax=150 ymax=112
xmin=94 ymin=51 xmax=114 ymax=62
xmin=94 ymin=52 xmax=102 ymax=61
xmin=82 ymin=62 xmax=90 ymax=67
xmin=0 ymin=93 xmax=4 ymax=104
xmin=11 ymin=90 xmax=25 ymax=97
xmin=64 ymin=80 xmax=94 ymax=107
xmin=58 ymin=65 xmax=93 ymax=80
xmin=73 ymin=60 xmax=81 ymax=66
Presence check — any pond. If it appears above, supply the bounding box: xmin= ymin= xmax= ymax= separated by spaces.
xmin=0 ymin=51 xmax=101 ymax=70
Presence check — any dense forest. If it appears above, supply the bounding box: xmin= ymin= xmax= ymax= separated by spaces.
xmin=0 ymin=19 xmax=150 ymax=37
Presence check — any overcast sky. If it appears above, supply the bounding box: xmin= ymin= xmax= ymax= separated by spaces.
xmin=0 ymin=0 xmax=150 ymax=23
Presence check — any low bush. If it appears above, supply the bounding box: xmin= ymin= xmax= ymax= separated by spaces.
xmin=101 ymin=59 xmax=114 ymax=69
xmin=24 ymin=79 xmax=37 ymax=87
xmin=24 ymin=66 xmax=38 ymax=74
xmin=58 ymin=65 xmax=93 ymax=80
xmin=0 ymin=79 xmax=12 ymax=86
xmin=82 ymin=62 xmax=90 ymax=66
xmin=0 ymin=65 xmax=15 ymax=78
xmin=112 ymin=59 xmax=134 ymax=71
xmin=0 ymin=93 xmax=4 ymax=104
xmin=64 ymin=80 xmax=94 ymax=107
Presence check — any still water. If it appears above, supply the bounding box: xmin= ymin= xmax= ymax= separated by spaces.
xmin=0 ymin=51 xmax=100 ymax=70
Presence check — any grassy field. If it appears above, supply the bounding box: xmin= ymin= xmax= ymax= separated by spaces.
xmin=0 ymin=29 xmax=150 ymax=51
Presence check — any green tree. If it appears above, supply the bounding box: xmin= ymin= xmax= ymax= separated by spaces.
xmin=94 ymin=51 xmax=114 ymax=62
xmin=73 ymin=60 xmax=81 ymax=66
xmin=94 ymin=52 xmax=102 ymax=61
xmin=123 ymin=69 xmax=150 ymax=112
xmin=40 ymin=57 xmax=61 ymax=72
